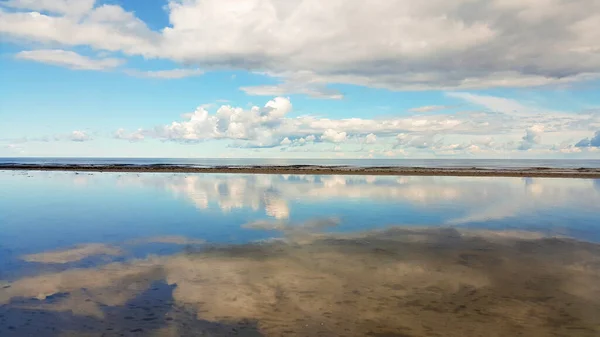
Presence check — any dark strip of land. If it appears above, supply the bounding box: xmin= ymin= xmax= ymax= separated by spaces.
xmin=1 ymin=164 xmax=600 ymax=178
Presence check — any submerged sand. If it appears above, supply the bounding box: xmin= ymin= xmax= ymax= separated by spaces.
xmin=1 ymin=164 xmax=600 ymax=178
xmin=1 ymin=227 xmax=599 ymax=336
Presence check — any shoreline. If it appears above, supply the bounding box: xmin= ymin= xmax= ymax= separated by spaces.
xmin=2 ymin=164 xmax=600 ymax=178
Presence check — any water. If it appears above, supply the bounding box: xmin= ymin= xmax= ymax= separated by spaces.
xmin=2 ymin=157 xmax=600 ymax=169
xmin=1 ymin=170 xmax=599 ymax=336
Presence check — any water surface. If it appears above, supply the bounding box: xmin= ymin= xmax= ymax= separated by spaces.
xmin=1 ymin=171 xmax=599 ymax=336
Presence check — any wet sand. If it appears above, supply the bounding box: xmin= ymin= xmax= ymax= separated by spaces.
xmin=1 ymin=164 xmax=600 ymax=178
xmin=1 ymin=227 xmax=599 ymax=336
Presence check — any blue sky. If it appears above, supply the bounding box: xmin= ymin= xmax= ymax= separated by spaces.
xmin=0 ymin=0 xmax=599 ymax=158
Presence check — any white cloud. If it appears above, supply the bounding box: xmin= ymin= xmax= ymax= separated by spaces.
xmin=117 ymin=174 xmax=600 ymax=227
xmin=0 ymin=4 xmax=159 ymax=55
xmin=114 ymin=128 xmax=144 ymax=142
xmin=2 ymin=0 xmax=95 ymax=16
xmin=365 ymin=133 xmax=377 ymax=144
xmin=321 ymin=129 xmax=347 ymax=143
xmin=241 ymin=80 xmax=343 ymax=100
xmin=15 ymin=49 xmax=124 ymax=70
xmin=518 ymin=125 xmax=544 ymax=150
xmin=446 ymin=92 xmax=531 ymax=114
xmin=2 ymin=0 xmax=600 ymax=93
xmin=146 ymin=97 xmax=294 ymax=147
xmin=125 ymin=68 xmax=204 ymax=79
xmin=112 ymin=95 xmax=598 ymax=156
xmin=408 ymin=105 xmax=454 ymax=113
xmin=280 ymin=137 xmax=291 ymax=146
xmin=69 ymin=130 xmax=92 ymax=142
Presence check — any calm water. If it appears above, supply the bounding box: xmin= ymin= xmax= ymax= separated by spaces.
xmin=1 ymin=170 xmax=599 ymax=336
xmin=3 ymin=157 xmax=600 ymax=169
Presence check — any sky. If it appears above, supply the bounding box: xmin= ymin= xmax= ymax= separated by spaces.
xmin=0 ymin=0 xmax=599 ymax=159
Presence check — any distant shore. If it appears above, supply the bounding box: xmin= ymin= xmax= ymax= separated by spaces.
xmin=2 ymin=164 xmax=600 ymax=178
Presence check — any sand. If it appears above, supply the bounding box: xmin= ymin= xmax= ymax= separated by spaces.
xmin=1 ymin=227 xmax=599 ymax=336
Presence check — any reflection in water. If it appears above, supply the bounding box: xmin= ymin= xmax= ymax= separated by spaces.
xmin=116 ymin=174 xmax=600 ymax=225
xmin=1 ymin=227 xmax=599 ymax=336
xmin=1 ymin=172 xmax=600 ymax=336
xmin=21 ymin=244 xmax=122 ymax=264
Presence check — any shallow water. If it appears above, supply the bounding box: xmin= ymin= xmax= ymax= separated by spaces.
xmin=1 ymin=171 xmax=599 ymax=336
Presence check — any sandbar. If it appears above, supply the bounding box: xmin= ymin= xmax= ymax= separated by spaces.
xmin=1 ymin=163 xmax=600 ymax=178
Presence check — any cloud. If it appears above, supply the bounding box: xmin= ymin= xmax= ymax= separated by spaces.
xmin=365 ymin=133 xmax=377 ymax=144
xmin=575 ymin=130 xmax=600 ymax=147
xmin=242 ymin=217 xmax=340 ymax=234
xmin=125 ymin=68 xmax=204 ymax=79
xmin=115 ymin=173 xmax=600 ymax=231
xmin=127 ymin=236 xmax=205 ymax=246
xmin=241 ymin=78 xmax=344 ymax=100
xmin=3 ymin=131 xmax=94 ymax=144
xmin=0 ymin=4 xmax=159 ymax=55
xmin=321 ymin=129 xmax=347 ymax=143
xmin=4 ymin=144 xmax=25 ymax=154
xmin=15 ymin=50 xmax=203 ymax=78
xmin=2 ymin=0 xmax=95 ymax=16
xmin=279 ymin=137 xmax=291 ymax=146
xmin=15 ymin=49 xmax=125 ymax=70
xmin=21 ymin=243 xmax=122 ymax=264
xmin=69 ymin=130 xmax=92 ymax=142
xmin=396 ymin=133 xmax=443 ymax=149
xmin=2 ymin=1 xmax=600 ymax=93
xmin=112 ymin=95 xmax=599 ymax=155
xmin=408 ymin=105 xmax=454 ymax=113
xmin=446 ymin=92 xmax=531 ymax=114
xmin=114 ymin=128 xmax=145 ymax=142
xmin=518 ymin=125 xmax=544 ymax=150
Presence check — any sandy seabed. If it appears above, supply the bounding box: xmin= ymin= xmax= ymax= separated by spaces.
xmin=1 ymin=227 xmax=599 ymax=336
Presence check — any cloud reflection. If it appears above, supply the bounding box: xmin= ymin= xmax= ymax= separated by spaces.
xmin=115 ymin=174 xmax=600 ymax=225
xmin=1 ymin=227 xmax=599 ymax=336
xmin=21 ymin=244 xmax=122 ymax=264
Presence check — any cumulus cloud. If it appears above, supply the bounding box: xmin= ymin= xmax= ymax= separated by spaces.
xmin=15 ymin=49 xmax=124 ymax=70
xmin=396 ymin=133 xmax=443 ymax=150
xmin=111 ymin=94 xmax=599 ymax=155
xmin=2 ymin=0 xmax=600 ymax=94
xmin=518 ymin=125 xmax=544 ymax=150
xmin=114 ymin=128 xmax=145 ymax=142
xmin=279 ymin=137 xmax=291 ymax=146
xmin=145 ymin=97 xmax=294 ymax=147
xmin=365 ymin=133 xmax=377 ymax=144
xmin=575 ymin=131 xmax=600 ymax=148
xmin=69 ymin=130 xmax=92 ymax=142
xmin=321 ymin=129 xmax=347 ymax=143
